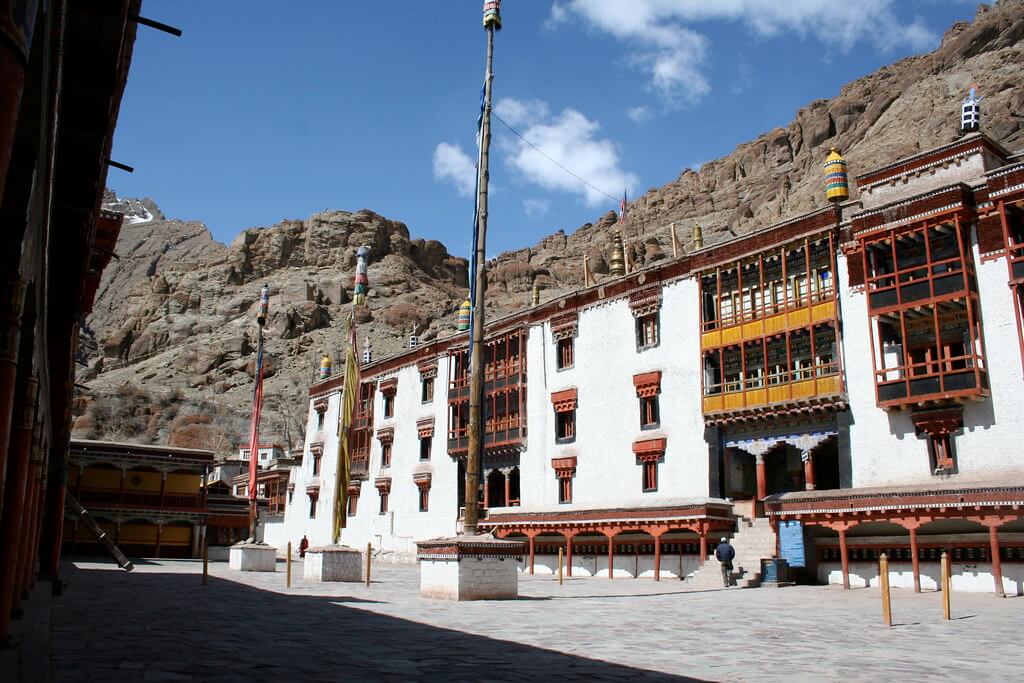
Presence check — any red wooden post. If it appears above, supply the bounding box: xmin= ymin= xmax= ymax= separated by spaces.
xmin=503 ymin=471 xmax=510 ymax=508
xmin=653 ymin=533 xmax=662 ymax=581
xmin=606 ymin=530 xmax=615 ymax=579
xmin=755 ymin=455 xmax=767 ymax=516
xmin=839 ymin=528 xmax=850 ymax=590
xmin=564 ymin=530 xmax=576 ymax=577
xmin=988 ymin=525 xmax=1005 ymax=598
xmin=909 ymin=527 xmax=921 ymax=593
xmin=482 ymin=470 xmax=489 ymax=509
xmin=699 ymin=533 xmax=708 ymax=566
xmin=525 ymin=530 xmax=538 ymax=575
xmin=154 ymin=524 xmax=163 ymax=559
xmin=803 ymin=454 xmax=815 ymax=490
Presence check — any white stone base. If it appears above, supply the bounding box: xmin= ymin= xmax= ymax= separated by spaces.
xmin=303 ymin=545 xmax=362 ymax=582
xmin=416 ymin=535 xmax=525 ymax=601
xmin=228 ymin=543 xmax=278 ymax=572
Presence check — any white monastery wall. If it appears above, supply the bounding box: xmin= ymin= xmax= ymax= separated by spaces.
xmin=858 ymin=153 xmax=990 ymax=210
xmin=820 ymin=561 xmax=1023 ymax=595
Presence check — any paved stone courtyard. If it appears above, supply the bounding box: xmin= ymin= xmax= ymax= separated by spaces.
xmin=20 ymin=558 xmax=1024 ymax=681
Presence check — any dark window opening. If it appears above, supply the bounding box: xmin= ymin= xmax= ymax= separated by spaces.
xmin=640 ymin=395 xmax=660 ymax=429
xmin=555 ymin=409 xmax=576 ymax=443
xmin=557 ymin=337 xmax=574 ymax=369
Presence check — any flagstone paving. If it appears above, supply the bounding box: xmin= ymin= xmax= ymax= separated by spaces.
xmin=40 ymin=558 xmax=1022 ymax=682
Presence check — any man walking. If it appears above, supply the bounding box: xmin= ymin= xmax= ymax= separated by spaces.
xmin=715 ymin=537 xmax=735 ymax=588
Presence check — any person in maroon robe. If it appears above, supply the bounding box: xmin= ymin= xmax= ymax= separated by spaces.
xmin=299 ymin=535 xmax=309 ymax=559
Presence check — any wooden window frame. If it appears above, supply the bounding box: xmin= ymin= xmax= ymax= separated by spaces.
xmin=557 ymin=337 xmax=574 ymax=370
xmin=636 ymin=312 xmax=660 ymax=351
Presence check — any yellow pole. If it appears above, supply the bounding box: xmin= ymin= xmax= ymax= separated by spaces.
xmin=202 ymin=538 xmax=208 ymax=586
xmin=879 ymin=553 xmax=892 ymax=627
xmin=670 ymin=223 xmax=678 ymax=258
xmin=941 ymin=551 xmax=951 ymax=620
xmin=286 ymin=541 xmax=292 ymax=588
xmin=365 ymin=542 xmax=372 ymax=587
xmin=558 ymin=547 xmax=563 ymax=585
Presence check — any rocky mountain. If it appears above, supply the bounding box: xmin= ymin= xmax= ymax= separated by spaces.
xmin=73 ymin=1 xmax=1024 ymax=452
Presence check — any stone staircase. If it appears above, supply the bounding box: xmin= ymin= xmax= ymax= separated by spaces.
xmin=685 ymin=517 xmax=776 ymax=589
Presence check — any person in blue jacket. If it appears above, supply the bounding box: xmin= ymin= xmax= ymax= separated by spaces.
xmin=715 ymin=537 xmax=736 ymax=587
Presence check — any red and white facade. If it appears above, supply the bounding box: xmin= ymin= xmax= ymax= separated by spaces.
xmin=267 ymin=132 xmax=1024 ymax=594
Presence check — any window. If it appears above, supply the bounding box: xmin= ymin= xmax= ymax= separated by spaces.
xmin=381 ymin=442 xmax=392 ymax=468
xmin=636 ymin=312 xmax=659 ymax=349
xmin=555 ymin=410 xmax=575 ymax=442
xmin=375 ymin=478 xmax=391 ymax=514
xmin=347 ymin=491 xmax=358 ymax=516
xmin=379 ymin=490 xmax=389 ymax=514
xmin=557 ymin=337 xmax=574 ymax=370
xmin=383 ymin=393 xmax=394 ymax=418
xmin=419 ymin=487 xmax=429 ymax=512
xmin=421 ymin=376 xmax=434 ymax=403
xmin=312 ymin=452 xmax=322 ymax=477
xmin=419 ymin=437 xmax=432 ymax=461
xmin=640 ymin=395 xmax=659 ymax=429
xmin=642 ymin=460 xmax=658 ymax=492
xmin=317 ymin=412 xmax=325 ymax=430
xmin=558 ymin=477 xmax=572 ymax=504
xmin=308 ymin=493 xmax=318 ymax=519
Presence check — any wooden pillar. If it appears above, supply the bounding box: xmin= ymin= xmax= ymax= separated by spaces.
xmin=159 ymin=471 xmax=168 ymax=507
xmin=118 ymin=468 xmax=126 ymax=505
xmin=988 ymin=525 xmax=1005 ymax=598
xmin=0 ymin=375 xmax=37 ymax=641
xmin=15 ymin=467 xmax=41 ymax=599
xmin=653 ymin=533 xmax=662 ymax=581
xmin=503 ymin=470 xmax=510 ymax=508
xmin=482 ymin=469 xmax=489 ymax=509
xmin=564 ymin=530 xmax=575 ymax=577
xmin=803 ymin=453 xmax=815 ymax=491
xmin=155 ymin=524 xmax=163 ymax=559
xmin=0 ymin=279 xmax=25 ymax=520
xmin=699 ymin=532 xmax=708 ymax=566
xmin=528 ymin=532 xmax=536 ymax=575
xmin=605 ymin=530 xmax=615 ymax=579
xmin=755 ymin=455 xmax=767 ymax=516
xmin=191 ymin=524 xmax=201 ymax=559
xmin=839 ymin=528 xmax=850 ymax=590
xmin=909 ymin=527 xmax=921 ymax=593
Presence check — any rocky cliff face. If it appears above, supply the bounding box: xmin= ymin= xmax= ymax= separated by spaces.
xmin=74 ymin=1 xmax=1024 ymax=451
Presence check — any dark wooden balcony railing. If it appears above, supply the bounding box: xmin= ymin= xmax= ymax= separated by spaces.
xmin=78 ymin=488 xmax=204 ymax=511
xmin=874 ymin=353 xmax=988 ymax=406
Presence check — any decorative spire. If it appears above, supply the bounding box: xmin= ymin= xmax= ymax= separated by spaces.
xmin=609 ymin=230 xmax=626 ymax=276
xmin=409 ymin=325 xmax=419 ymax=349
xmin=692 ymin=223 xmax=704 ymax=250
xmin=256 ymin=284 xmax=269 ymax=326
xmin=823 ymin=148 xmax=850 ymax=203
xmin=531 ymin=282 xmax=540 ymax=306
xmin=353 ymin=246 xmax=370 ymax=306
xmin=319 ymin=354 xmax=332 ymax=380
xmin=961 ymin=84 xmax=981 ymax=134
xmin=482 ymin=0 xmax=502 ymax=30
xmin=457 ymin=298 xmax=472 ymax=331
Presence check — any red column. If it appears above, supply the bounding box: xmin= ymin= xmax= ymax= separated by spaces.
xmin=909 ymin=527 xmax=921 ymax=593
xmin=653 ymin=533 xmax=662 ymax=581
xmin=988 ymin=525 xmax=1005 ymax=598
xmin=755 ymin=455 xmax=767 ymax=517
xmin=15 ymin=466 xmax=41 ymax=598
xmin=803 ymin=454 xmax=815 ymax=490
xmin=564 ymin=530 xmax=576 ymax=577
xmin=605 ymin=530 xmax=615 ymax=579
xmin=0 ymin=7 xmax=36 ymax=201
xmin=118 ymin=468 xmax=126 ymax=505
xmin=0 ymin=376 xmax=37 ymax=641
xmin=699 ymin=533 xmax=708 ymax=566
xmin=503 ymin=472 xmax=510 ymax=508
xmin=482 ymin=470 xmax=489 ymax=509
xmin=839 ymin=528 xmax=850 ymax=590
xmin=0 ymin=279 xmax=25 ymax=517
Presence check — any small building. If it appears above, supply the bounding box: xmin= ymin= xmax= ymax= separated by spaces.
xmin=67 ymin=440 xmax=220 ymax=558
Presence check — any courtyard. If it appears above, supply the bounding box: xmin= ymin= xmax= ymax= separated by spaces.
xmin=6 ymin=557 xmax=1019 ymax=682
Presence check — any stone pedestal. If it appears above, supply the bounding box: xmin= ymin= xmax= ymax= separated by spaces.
xmin=416 ymin=535 xmax=525 ymax=601
xmin=228 ymin=543 xmax=277 ymax=572
xmin=304 ymin=545 xmax=362 ymax=582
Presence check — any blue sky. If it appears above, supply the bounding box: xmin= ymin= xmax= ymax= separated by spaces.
xmin=110 ymin=1 xmax=977 ymax=256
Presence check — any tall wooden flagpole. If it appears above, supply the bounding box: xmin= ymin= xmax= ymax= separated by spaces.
xmin=464 ymin=2 xmax=499 ymax=536
xmin=247 ymin=284 xmax=269 ymax=540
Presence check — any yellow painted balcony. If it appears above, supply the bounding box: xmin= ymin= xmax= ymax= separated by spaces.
xmin=702 ymin=372 xmax=843 ymax=416
xmin=701 ymin=300 xmax=837 ymax=350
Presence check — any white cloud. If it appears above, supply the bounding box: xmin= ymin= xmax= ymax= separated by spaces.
xmin=496 ymin=97 xmax=638 ymax=208
xmin=495 ymin=98 xmax=550 ymax=128
xmin=627 ymin=106 xmax=653 ymax=123
xmin=523 ymin=198 xmax=551 ymax=216
xmin=432 ymin=142 xmax=476 ymax=197
xmin=550 ymin=0 xmax=939 ymax=106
